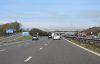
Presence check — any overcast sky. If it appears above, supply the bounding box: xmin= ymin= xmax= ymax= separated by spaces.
xmin=0 ymin=0 xmax=100 ymax=31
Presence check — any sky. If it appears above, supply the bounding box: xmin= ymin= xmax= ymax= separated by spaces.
xmin=0 ymin=0 xmax=100 ymax=31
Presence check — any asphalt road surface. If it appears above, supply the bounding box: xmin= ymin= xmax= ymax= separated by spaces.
xmin=0 ymin=37 xmax=100 ymax=64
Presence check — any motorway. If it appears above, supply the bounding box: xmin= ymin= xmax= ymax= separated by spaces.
xmin=0 ymin=37 xmax=100 ymax=64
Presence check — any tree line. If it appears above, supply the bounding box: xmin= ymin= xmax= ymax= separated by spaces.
xmin=0 ymin=22 xmax=49 ymax=37
xmin=29 ymin=28 xmax=49 ymax=36
xmin=84 ymin=27 xmax=100 ymax=35
xmin=0 ymin=21 xmax=21 ymax=36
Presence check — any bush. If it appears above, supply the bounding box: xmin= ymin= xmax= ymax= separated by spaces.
xmin=29 ymin=28 xmax=49 ymax=36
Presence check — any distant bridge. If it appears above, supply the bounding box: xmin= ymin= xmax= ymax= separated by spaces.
xmin=50 ymin=31 xmax=79 ymax=32
xmin=49 ymin=31 xmax=81 ymax=35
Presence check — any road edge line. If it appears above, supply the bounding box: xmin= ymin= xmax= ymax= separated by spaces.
xmin=63 ymin=38 xmax=100 ymax=57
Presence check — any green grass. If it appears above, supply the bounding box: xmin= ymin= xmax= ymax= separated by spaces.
xmin=67 ymin=38 xmax=100 ymax=53
xmin=15 ymin=36 xmax=32 ymax=41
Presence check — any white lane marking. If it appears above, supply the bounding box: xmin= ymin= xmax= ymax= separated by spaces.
xmin=63 ymin=38 xmax=100 ymax=57
xmin=40 ymin=47 xmax=43 ymax=50
xmin=24 ymin=56 xmax=32 ymax=62
xmin=0 ymin=49 xmax=6 ymax=52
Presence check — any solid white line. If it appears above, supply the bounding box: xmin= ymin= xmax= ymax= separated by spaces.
xmin=63 ymin=38 xmax=100 ymax=57
xmin=24 ymin=56 xmax=32 ymax=62
xmin=40 ymin=47 xmax=43 ymax=50
xmin=0 ymin=49 xmax=6 ymax=52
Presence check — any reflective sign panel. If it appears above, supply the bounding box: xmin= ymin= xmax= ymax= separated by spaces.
xmin=6 ymin=29 xmax=14 ymax=33
xmin=22 ymin=32 xmax=29 ymax=36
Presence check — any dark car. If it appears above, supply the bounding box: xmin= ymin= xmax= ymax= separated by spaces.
xmin=48 ymin=35 xmax=52 ymax=39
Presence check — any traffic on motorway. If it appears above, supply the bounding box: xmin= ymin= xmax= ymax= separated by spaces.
xmin=32 ymin=33 xmax=61 ymax=40
xmin=0 ymin=0 xmax=100 ymax=64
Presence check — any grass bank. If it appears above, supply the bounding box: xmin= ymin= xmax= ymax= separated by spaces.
xmin=66 ymin=38 xmax=100 ymax=54
xmin=15 ymin=36 xmax=32 ymax=41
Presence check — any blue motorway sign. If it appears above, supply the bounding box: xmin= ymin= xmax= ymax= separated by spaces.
xmin=6 ymin=29 xmax=14 ymax=33
xmin=22 ymin=32 xmax=29 ymax=36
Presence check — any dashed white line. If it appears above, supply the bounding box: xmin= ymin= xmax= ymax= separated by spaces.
xmin=24 ymin=56 xmax=32 ymax=62
xmin=40 ymin=47 xmax=43 ymax=50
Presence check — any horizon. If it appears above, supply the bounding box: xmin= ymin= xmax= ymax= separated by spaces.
xmin=0 ymin=21 xmax=99 ymax=31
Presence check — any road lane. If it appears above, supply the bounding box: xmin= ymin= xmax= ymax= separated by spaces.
xmin=0 ymin=37 xmax=47 ymax=49
xmin=0 ymin=37 xmax=51 ymax=64
xmin=0 ymin=37 xmax=100 ymax=64
xmin=29 ymin=38 xmax=100 ymax=64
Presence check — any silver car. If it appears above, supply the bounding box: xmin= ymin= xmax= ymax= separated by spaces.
xmin=32 ymin=36 xmax=39 ymax=40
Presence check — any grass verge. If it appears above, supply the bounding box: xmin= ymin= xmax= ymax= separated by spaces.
xmin=66 ymin=38 xmax=100 ymax=54
xmin=15 ymin=36 xmax=32 ymax=42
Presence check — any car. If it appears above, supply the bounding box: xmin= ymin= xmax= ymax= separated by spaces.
xmin=48 ymin=35 xmax=52 ymax=39
xmin=32 ymin=36 xmax=39 ymax=40
xmin=53 ymin=35 xmax=61 ymax=40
